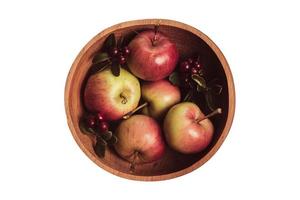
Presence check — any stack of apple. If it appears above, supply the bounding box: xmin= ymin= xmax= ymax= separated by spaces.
xmin=84 ymin=30 xmax=221 ymax=168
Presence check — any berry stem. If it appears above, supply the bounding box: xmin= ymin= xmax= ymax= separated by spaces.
xmin=122 ymin=102 xmax=148 ymax=119
xmin=195 ymin=108 xmax=222 ymax=123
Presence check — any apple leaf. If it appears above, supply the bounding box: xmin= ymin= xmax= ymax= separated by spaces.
xmin=122 ymin=31 xmax=139 ymax=46
xmin=89 ymin=60 xmax=110 ymax=75
xmin=198 ymin=69 xmax=204 ymax=76
xmin=79 ymin=118 xmax=96 ymax=135
xmin=94 ymin=138 xmax=107 ymax=158
xmin=183 ymin=90 xmax=193 ymax=102
xmin=107 ymin=134 xmax=118 ymax=145
xmin=168 ymin=72 xmax=180 ymax=86
xmin=103 ymin=34 xmax=116 ymax=51
xmin=196 ymin=85 xmax=205 ymax=92
xmin=99 ymin=131 xmax=113 ymax=141
xmin=204 ymin=90 xmax=217 ymax=111
xmin=117 ymin=36 xmax=124 ymax=48
xmin=191 ymin=74 xmax=207 ymax=91
xmin=92 ymin=52 xmax=109 ymax=64
xmin=111 ymin=60 xmax=120 ymax=76
xmin=210 ymin=84 xmax=223 ymax=95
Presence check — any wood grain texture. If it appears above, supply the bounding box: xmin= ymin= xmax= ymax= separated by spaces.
xmin=65 ymin=19 xmax=235 ymax=181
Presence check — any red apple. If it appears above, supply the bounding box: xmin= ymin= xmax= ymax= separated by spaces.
xmin=84 ymin=68 xmax=141 ymax=121
xmin=114 ymin=115 xmax=165 ymax=164
xmin=163 ymin=102 xmax=220 ymax=154
xmin=128 ymin=30 xmax=179 ymax=81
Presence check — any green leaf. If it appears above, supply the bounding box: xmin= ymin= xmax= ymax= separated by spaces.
xmin=183 ymin=90 xmax=193 ymax=102
xmin=198 ymin=69 xmax=204 ymax=76
xmin=103 ymin=34 xmax=116 ymax=51
xmin=79 ymin=118 xmax=95 ymax=135
xmin=89 ymin=61 xmax=110 ymax=75
xmin=196 ymin=85 xmax=206 ymax=92
xmin=107 ymin=134 xmax=118 ymax=145
xmin=100 ymin=131 xmax=113 ymax=141
xmin=204 ymin=90 xmax=217 ymax=111
xmin=191 ymin=74 xmax=207 ymax=91
xmin=94 ymin=138 xmax=107 ymax=158
xmin=111 ymin=60 xmax=120 ymax=76
xmin=168 ymin=72 xmax=180 ymax=86
xmin=117 ymin=36 xmax=124 ymax=48
xmin=210 ymin=84 xmax=223 ymax=95
xmin=122 ymin=31 xmax=138 ymax=46
xmin=92 ymin=52 xmax=109 ymax=64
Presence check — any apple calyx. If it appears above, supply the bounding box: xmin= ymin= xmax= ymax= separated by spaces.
xmin=129 ymin=151 xmax=140 ymax=173
xmin=122 ymin=102 xmax=148 ymax=119
xmin=195 ymin=108 xmax=222 ymax=123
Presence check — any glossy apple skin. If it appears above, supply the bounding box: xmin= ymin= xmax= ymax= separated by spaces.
xmin=84 ymin=68 xmax=141 ymax=121
xmin=142 ymin=80 xmax=181 ymax=119
xmin=128 ymin=30 xmax=179 ymax=81
xmin=163 ymin=102 xmax=214 ymax=154
xmin=114 ymin=115 xmax=165 ymax=164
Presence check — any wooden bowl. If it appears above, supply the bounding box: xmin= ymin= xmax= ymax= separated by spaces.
xmin=65 ymin=19 xmax=235 ymax=181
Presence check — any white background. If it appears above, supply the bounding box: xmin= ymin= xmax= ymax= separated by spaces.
xmin=0 ymin=0 xmax=299 ymax=199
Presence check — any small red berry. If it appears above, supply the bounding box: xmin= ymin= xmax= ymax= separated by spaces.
xmin=109 ymin=47 xmax=119 ymax=57
xmin=179 ymin=61 xmax=190 ymax=73
xmin=96 ymin=113 xmax=105 ymax=122
xmin=194 ymin=61 xmax=201 ymax=69
xmin=117 ymin=48 xmax=123 ymax=56
xmin=86 ymin=114 xmax=96 ymax=128
xmin=191 ymin=67 xmax=198 ymax=74
xmin=118 ymin=55 xmax=126 ymax=65
xmin=187 ymin=58 xmax=194 ymax=64
xmin=122 ymin=46 xmax=130 ymax=56
xmin=98 ymin=121 xmax=109 ymax=132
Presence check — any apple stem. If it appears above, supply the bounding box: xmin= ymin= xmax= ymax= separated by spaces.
xmin=153 ymin=31 xmax=158 ymax=42
xmin=122 ymin=102 xmax=148 ymax=119
xmin=152 ymin=24 xmax=159 ymax=46
xmin=120 ymin=94 xmax=127 ymax=104
xmin=196 ymin=108 xmax=222 ymax=123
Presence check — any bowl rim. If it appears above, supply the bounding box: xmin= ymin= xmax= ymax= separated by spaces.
xmin=65 ymin=18 xmax=235 ymax=181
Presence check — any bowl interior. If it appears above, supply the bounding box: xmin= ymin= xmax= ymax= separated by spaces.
xmin=66 ymin=21 xmax=230 ymax=179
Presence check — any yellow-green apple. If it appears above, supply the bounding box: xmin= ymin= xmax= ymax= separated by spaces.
xmin=141 ymin=80 xmax=181 ymax=119
xmin=114 ymin=115 xmax=165 ymax=164
xmin=163 ymin=102 xmax=221 ymax=154
xmin=122 ymin=80 xmax=181 ymax=120
xmin=84 ymin=68 xmax=141 ymax=121
xmin=128 ymin=30 xmax=179 ymax=81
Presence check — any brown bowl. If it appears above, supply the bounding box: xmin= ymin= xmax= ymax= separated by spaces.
xmin=65 ymin=19 xmax=235 ymax=181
